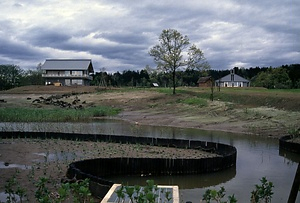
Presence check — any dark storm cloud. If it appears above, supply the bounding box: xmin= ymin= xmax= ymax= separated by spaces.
xmin=0 ymin=36 xmax=44 ymax=61
xmin=22 ymin=27 xmax=71 ymax=48
xmin=0 ymin=0 xmax=299 ymax=71
xmin=96 ymin=32 xmax=150 ymax=45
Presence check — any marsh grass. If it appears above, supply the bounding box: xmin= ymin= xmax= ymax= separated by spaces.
xmin=180 ymin=97 xmax=208 ymax=107
xmin=0 ymin=106 xmax=121 ymax=122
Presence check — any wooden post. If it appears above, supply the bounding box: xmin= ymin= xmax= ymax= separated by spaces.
xmin=288 ymin=163 xmax=300 ymax=203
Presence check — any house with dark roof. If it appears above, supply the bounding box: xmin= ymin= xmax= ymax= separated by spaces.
xmin=41 ymin=59 xmax=94 ymax=86
xmin=215 ymin=70 xmax=250 ymax=87
xmin=197 ymin=76 xmax=213 ymax=87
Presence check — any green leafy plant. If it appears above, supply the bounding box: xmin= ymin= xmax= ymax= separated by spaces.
xmin=202 ymin=186 xmax=237 ymax=203
xmin=115 ymin=180 xmax=169 ymax=203
xmin=35 ymin=177 xmax=51 ymax=203
xmin=34 ymin=177 xmax=94 ymax=203
xmin=4 ymin=170 xmax=27 ymax=203
xmin=115 ymin=185 xmax=125 ymax=203
xmin=69 ymin=179 xmax=94 ymax=203
xmin=251 ymin=177 xmax=274 ymax=203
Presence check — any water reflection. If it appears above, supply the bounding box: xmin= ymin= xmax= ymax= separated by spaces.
xmin=33 ymin=152 xmax=79 ymax=162
xmin=279 ymin=148 xmax=300 ymax=163
xmin=107 ymin=167 xmax=236 ymax=189
xmin=0 ymin=161 xmax=31 ymax=170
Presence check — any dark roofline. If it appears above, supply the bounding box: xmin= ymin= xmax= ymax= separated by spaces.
xmin=45 ymin=59 xmax=92 ymax=61
xmin=197 ymin=76 xmax=212 ymax=83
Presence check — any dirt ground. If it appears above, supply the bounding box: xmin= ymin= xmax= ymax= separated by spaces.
xmin=1 ymin=85 xmax=299 ymax=138
xmin=0 ymin=85 xmax=299 ymax=202
xmin=0 ymin=138 xmax=219 ymax=202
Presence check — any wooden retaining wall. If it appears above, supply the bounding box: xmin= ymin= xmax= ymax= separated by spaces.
xmin=279 ymin=135 xmax=300 ymax=154
xmin=0 ymin=131 xmax=237 ymax=198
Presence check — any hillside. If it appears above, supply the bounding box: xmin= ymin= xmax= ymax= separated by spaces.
xmin=1 ymin=85 xmax=300 ymax=138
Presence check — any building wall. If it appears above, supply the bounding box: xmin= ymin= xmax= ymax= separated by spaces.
xmin=217 ymin=81 xmax=250 ymax=87
xmin=198 ymin=81 xmax=212 ymax=87
xmin=45 ymin=78 xmax=90 ymax=86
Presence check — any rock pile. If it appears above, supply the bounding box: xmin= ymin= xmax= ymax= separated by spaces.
xmin=32 ymin=94 xmax=86 ymax=109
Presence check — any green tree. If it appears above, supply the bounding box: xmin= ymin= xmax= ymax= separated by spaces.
xmin=253 ymin=67 xmax=292 ymax=89
xmin=149 ymin=29 xmax=209 ymax=94
xmin=21 ymin=64 xmax=44 ymax=86
xmin=0 ymin=64 xmax=24 ymax=90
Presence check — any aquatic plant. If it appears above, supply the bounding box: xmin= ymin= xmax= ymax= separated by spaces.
xmin=115 ymin=180 xmax=169 ymax=203
xmin=202 ymin=186 xmax=236 ymax=203
xmin=251 ymin=177 xmax=274 ymax=203
xmin=4 ymin=170 xmax=27 ymax=203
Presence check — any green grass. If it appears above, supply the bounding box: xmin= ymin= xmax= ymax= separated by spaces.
xmin=189 ymin=87 xmax=300 ymax=111
xmin=155 ymin=87 xmax=194 ymax=95
xmin=180 ymin=97 xmax=208 ymax=107
xmin=0 ymin=106 xmax=121 ymax=122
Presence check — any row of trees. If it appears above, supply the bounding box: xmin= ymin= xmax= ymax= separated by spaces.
xmin=91 ymin=64 xmax=300 ymax=89
xmin=0 ymin=64 xmax=43 ymax=90
xmin=1 ymin=63 xmax=300 ymax=91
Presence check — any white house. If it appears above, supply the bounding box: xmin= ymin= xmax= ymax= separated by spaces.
xmin=215 ymin=70 xmax=250 ymax=87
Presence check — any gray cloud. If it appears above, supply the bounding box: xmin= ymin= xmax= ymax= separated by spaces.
xmin=0 ymin=0 xmax=299 ymax=71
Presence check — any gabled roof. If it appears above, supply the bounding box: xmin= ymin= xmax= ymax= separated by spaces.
xmin=197 ymin=76 xmax=212 ymax=83
xmin=41 ymin=59 xmax=94 ymax=73
xmin=218 ymin=73 xmax=249 ymax=82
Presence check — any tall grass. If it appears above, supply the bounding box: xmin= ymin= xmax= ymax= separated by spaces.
xmin=190 ymin=87 xmax=300 ymax=111
xmin=180 ymin=97 xmax=208 ymax=107
xmin=0 ymin=106 xmax=121 ymax=122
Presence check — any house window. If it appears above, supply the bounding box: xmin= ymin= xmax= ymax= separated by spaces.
xmin=65 ymin=79 xmax=71 ymax=86
xmin=72 ymin=79 xmax=83 ymax=85
xmin=72 ymin=71 xmax=82 ymax=76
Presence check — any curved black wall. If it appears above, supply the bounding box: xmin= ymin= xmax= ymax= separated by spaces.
xmin=0 ymin=131 xmax=237 ymax=198
xmin=279 ymin=135 xmax=300 ymax=154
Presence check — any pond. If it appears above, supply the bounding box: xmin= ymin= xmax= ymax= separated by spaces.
xmin=0 ymin=121 xmax=299 ymax=202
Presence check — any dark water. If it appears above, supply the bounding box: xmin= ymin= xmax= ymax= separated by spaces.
xmin=1 ymin=121 xmax=299 ymax=202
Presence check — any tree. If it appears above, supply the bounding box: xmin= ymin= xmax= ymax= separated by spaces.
xmin=253 ymin=67 xmax=292 ymax=89
xmin=0 ymin=64 xmax=24 ymax=90
xmin=187 ymin=44 xmax=210 ymax=74
xmin=149 ymin=29 xmax=209 ymax=94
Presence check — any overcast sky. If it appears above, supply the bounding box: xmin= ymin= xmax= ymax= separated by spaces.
xmin=0 ymin=0 xmax=299 ymax=72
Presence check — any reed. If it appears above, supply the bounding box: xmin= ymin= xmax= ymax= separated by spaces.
xmin=0 ymin=106 xmax=120 ymax=122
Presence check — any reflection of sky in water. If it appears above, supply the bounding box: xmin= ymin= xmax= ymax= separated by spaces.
xmin=0 ymin=161 xmax=31 ymax=170
xmin=33 ymin=152 xmax=80 ymax=162
xmin=0 ymin=121 xmax=299 ymax=202
xmin=0 ymin=192 xmax=22 ymax=203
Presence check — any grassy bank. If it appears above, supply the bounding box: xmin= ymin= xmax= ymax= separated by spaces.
xmin=173 ymin=87 xmax=300 ymax=111
xmin=0 ymin=106 xmax=120 ymax=122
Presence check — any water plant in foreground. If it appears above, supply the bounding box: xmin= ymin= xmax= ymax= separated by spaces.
xmin=115 ymin=180 xmax=164 ymax=203
xmin=4 ymin=170 xmax=27 ymax=203
xmin=201 ymin=177 xmax=274 ymax=203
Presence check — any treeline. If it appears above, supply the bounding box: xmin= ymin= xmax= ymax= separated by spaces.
xmin=1 ymin=64 xmax=300 ymax=90
xmin=0 ymin=64 xmax=43 ymax=90
xmin=92 ymin=64 xmax=300 ymax=89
